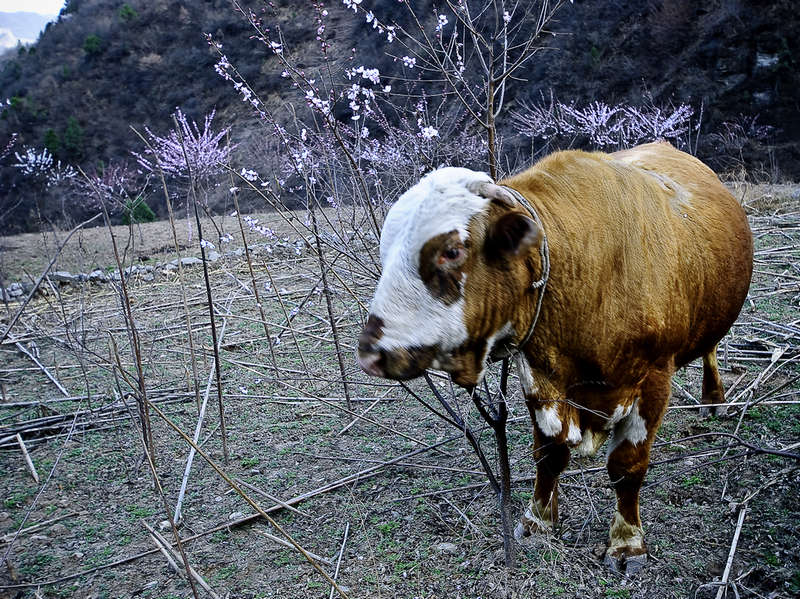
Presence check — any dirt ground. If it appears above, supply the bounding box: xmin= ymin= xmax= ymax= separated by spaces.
xmin=0 ymin=208 xmax=320 ymax=285
xmin=0 ymin=185 xmax=798 ymax=599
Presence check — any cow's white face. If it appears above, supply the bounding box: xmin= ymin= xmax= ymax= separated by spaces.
xmin=358 ymin=167 xmax=542 ymax=388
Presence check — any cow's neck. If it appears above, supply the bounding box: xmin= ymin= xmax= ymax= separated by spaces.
xmin=502 ymin=185 xmax=550 ymax=354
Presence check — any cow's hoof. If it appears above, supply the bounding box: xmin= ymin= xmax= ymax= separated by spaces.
xmin=700 ymin=404 xmax=727 ymax=418
xmin=603 ymin=550 xmax=647 ymax=576
xmin=514 ymin=504 xmax=553 ymax=541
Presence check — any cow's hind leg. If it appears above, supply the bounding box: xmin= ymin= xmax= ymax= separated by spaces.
xmin=604 ymin=369 xmax=670 ymax=575
xmin=515 ymin=423 xmax=570 ymax=540
xmin=700 ymin=345 xmax=727 ymax=417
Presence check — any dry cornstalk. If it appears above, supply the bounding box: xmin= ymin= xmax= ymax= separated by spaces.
xmin=12 ymin=341 xmax=69 ymax=397
xmin=310 ymin=394 xmax=451 ymax=455
xmin=80 ymin=169 xmax=155 ymax=464
xmin=263 ymin=265 xmax=309 ymax=373
xmin=147 ymin=531 xmax=181 ymax=574
xmin=328 ymin=523 xmax=350 ymax=599
xmin=442 ymin=496 xmax=486 ymax=538
xmin=0 ymin=435 xmax=459 ymax=591
xmin=251 ymin=529 xmax=332 ymax=565
xmin=0 ymin=512 xmax=79 ymax=544
xmin=229 ymin=170 xmax=278 ymax=374
xmin=173 ymin=298 xmax=232 ymax=525
xmin=233 ymin=478 xmax=310 ymax=518
xmin=130 ymin=125 xmax=202 ymax=411
xmin=15 ymin=434 xmax=38 ymax=483
xmin=171 ymin=115 xmax=228 ymax=463
xmin=1 ymin=414 xmax=78 ymax=571
xmin=714 ymin=506 xmax=747 ymax=599
xmin=144 ymin=522 xmax=219 ymax=599
xmin=310 ymin=206 xmax=352 ymax=410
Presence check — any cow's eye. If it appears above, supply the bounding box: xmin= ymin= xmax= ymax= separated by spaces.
xmin=439 ymin=247 xmax=464 ymax=265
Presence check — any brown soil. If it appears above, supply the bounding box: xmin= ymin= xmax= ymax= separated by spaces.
xmin=0 ymin=209 xmax=315 ymax=284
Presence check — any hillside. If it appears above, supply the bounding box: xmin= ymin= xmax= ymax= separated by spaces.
xmin=0 ymin=0 xmax=798 ymax=232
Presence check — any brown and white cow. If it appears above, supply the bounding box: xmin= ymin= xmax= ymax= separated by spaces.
xmin=357 ymin=142 xmax=753 ymax=573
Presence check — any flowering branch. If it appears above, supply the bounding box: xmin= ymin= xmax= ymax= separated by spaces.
xmin=12 ymin=146 xmax=77 ymax=187
xmin=132 ymin=108 xmax=234 ymax=184
xmin=0 ymin=133 xmax=17 ymax=163
xmin=511 ymin=94 xmax=696 ymax=151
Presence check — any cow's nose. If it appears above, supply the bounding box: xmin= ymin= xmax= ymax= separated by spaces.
xmin=361 ymin=315 xmax=384 ymax=343
xmin=357 ymin=349 xmax=385 ymax=377
xmin=358 ymin=315 xmax=386 ymax=377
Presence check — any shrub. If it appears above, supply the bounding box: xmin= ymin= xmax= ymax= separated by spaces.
xmin=83 ymin=35 xmax=103 ymax=56
xmin=119 ymin=4 xmax=138 ymax=22
xmin=43 ymin=128 xmax=60 ymax=156
xmin=122 ymin=196 xmax=156 ymax=225
xmin=61 ymin=0 xmax=80 ymax=15
xmin=62 ymin=117 xmax=84 ymax=161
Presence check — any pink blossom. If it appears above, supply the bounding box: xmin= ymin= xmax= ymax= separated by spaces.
xmin=132 ymin=108 xmax=234 ymax=183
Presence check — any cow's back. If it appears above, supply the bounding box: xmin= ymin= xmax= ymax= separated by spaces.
xmin=501 ymin=142 xmax=753 ymax=382
xmin=611 ymin=142 xmax=753 ymax=367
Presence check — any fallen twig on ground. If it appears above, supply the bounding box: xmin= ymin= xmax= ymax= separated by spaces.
xmin=328 ymin=523 xmax=350 ymax=599
xmin=714 ymin=506 xmax=747 ymax=599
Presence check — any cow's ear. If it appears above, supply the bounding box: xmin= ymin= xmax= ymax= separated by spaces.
xmin=485 ymin=212 xmax=541 ymax=260
xmin=467 ymin=181 xmax=517 ymax=209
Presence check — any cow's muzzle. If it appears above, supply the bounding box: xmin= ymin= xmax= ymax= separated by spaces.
xmin=357 ymin=314 xmax=435 ymax=380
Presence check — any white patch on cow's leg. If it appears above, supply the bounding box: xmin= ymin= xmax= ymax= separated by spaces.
xmin=604 ymin=401 xmax=634 ymax=430
xmin=566 ymin=420 xmax=582 ymax=445
xmin=604 ymin=511 xmax=647 ymax=574
xmin=517 ymin=354 xmax=564 ymax=438
xmin=575 ymin=429 xmax=609 ymax=457
xmin=514 ymin=498 xmax=555 ymax=540
xmin=607 ymin=398 xmax=647 ymax=457
xmin=607 ymin=511 xmax=645 ymax=552
xmin=576 ymin=429 xmax=595 ymax=456
xmin=535 ymin=405 xmax=562 ymax=438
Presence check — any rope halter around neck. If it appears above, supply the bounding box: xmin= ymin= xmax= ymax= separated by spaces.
xmin=488 ymin=185 xmax=550 ymax=361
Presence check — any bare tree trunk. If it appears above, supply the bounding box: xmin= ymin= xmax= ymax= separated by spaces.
xmin=422 ymin=359 xmax=516 ymax=569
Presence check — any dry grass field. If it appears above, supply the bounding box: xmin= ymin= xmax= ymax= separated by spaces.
xmin=0 ymin=184 xmax=798 ymax=599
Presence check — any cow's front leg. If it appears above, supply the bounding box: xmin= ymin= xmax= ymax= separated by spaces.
xmin=516 ymin=424 xmax=570 ymax=540
xmin=604 ymin=371 xmax=670 ymax=575
xmin=514 ymin=357 xmax=572 ymax=540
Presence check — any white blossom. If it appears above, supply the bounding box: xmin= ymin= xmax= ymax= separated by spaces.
xmin=240 ymin=168 xmax=258 ymax=181
xmin=420 ymin=126 xmax=439 ymax=139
